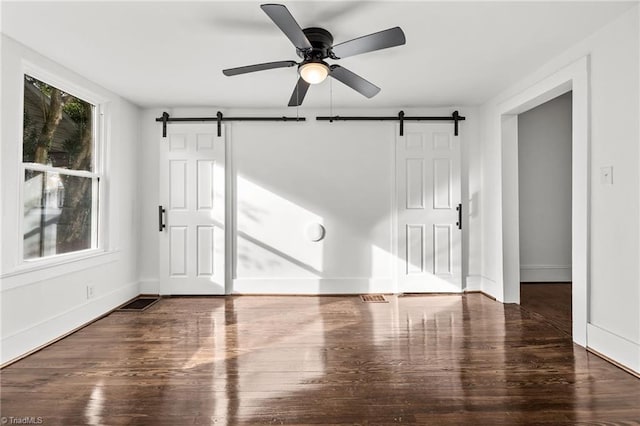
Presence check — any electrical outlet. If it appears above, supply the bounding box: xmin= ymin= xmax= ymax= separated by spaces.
xmin=86 ymin=284 xmax=95 ymax=300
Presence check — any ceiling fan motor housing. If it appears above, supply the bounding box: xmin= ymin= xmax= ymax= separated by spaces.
xmin=297 ymin=27 xmax=334 ymax=61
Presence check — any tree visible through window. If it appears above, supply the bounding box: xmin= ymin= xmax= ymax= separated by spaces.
xmin=22 ymin=75 xmax=100 ymax=260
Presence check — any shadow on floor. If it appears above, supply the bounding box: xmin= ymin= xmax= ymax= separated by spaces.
xmin=520 ymin=282 xmax=572 ymax=336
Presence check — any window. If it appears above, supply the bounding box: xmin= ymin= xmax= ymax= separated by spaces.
xmin=22 ymin=75 xmax=100 ymax=260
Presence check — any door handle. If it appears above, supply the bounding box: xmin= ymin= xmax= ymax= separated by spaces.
xmin=456 ymin=203 xmax=462 ymax=230
xmin=158 ymin=205 xmax=166 ymax=232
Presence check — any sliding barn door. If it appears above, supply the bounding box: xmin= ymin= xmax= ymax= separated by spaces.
xmin=396 ymin=123 xmax=462 ymax=292
xmin=159 ymin=123 xmax=225 ymax=295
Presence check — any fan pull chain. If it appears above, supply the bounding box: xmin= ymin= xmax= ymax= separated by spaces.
xmin=329 ymin=76 xmax=333 ymax=121
xmin=296 ymin=79 xmax=299 ymax=120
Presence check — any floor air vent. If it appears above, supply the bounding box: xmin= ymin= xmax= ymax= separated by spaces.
xmin=360 ymin=294 xmax=388 ymax=303
xmin=117 ymin=297 xmax=160 ymax=312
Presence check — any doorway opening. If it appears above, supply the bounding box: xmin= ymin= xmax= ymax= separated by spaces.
xmin=499 ymin=57 xmax=588 ymax=346
xmin=517 ymin=92 xmax=573 ymax=336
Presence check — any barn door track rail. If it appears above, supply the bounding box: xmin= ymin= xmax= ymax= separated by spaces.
xmin=156 ymin=111 xmax=306 ymax=137
xmin=316 ymin=110 xmax=465 ymax=136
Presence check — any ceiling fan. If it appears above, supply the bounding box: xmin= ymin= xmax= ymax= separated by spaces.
xmin=222 ymin=3 xmax=406 ymax=106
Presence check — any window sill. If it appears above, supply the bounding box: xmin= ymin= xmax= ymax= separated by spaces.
xmin=1 ymin=249 xmax=120 ymax=291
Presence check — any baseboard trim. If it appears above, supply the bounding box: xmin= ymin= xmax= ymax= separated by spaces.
xmin=464 ymin=289 xmax=498 ymax=301
xmin=1 ymin=281 xmax=138 ymax=367
xmin=520 ymin=264 xmax=571 ymax=282
xmin=232 ymin=278 xmax=395 ymax=295
xmin=231 ymin=292 xmax=395 ymax=297
xmin=587 ymin=323 xmax=640 ymax=376
xmin=587 ymin=347 xmax=640 ymax=379
xmin=465 ymin=276 xmax=499 ymax=300
xmin=397 ymin=283 xmax=462 ymax=293
xmin=1 ymin=310 xmax=112 ymax=369
xmin=477 ymin=275 xmax=500 ymax=301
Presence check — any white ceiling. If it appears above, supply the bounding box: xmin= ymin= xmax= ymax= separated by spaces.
xmin=1 ymin=1 xmax=636 ymax=108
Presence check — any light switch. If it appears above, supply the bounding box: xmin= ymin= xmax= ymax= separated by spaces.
xmin=600 ymin=166 xmax=613 ymax=185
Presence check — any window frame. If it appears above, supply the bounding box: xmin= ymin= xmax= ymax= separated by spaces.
xmin=19 ymin=63 xmax=108 ymax=267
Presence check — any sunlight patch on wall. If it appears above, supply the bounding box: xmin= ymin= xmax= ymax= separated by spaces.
xmin=370 ymin=244 xmax=394 ymax=279
xmin=236 ymin=175 xmax=324 ymax=278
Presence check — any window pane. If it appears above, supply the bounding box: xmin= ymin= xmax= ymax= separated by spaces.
xmin=24 ymin=170 xmax=96 ymax=259
xmin=23 ymin=75 xmax=94 ymax=171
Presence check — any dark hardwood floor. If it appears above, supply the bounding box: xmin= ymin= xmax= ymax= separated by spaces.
xmin=1 ymin=294 xmax=639 ymax=425
xmin=520 ymin=282 xmax=572 ymax=336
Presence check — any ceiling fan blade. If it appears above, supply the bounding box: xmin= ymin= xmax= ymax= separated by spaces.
xmin=223 ymin=60 xmax=297 ymax=76
xmin=329 ymin=65 xmax=380 ymax=98
xmin=288 ymin=77 xmax=310 ymax=107
xmin=261 ymin=4 xmax=312 ymax=50
xmin=331 ymin=27 xmax=406 ymax=59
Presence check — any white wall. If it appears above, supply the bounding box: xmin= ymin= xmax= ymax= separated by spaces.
xmin=137 ymin=109 xmax=162 ymax=294
xmin=518 ymin=92 xmax=572 ymax=282
xmin=465 ymin=110 xmax=483 ymax=293
xmin=233 ymin=120 xmax=394 ymax=293
xmin=478 ymin=7 xmax=639 ymax=372
xmin=138 ymin=107 xmax=479 ymax=295
xmin=0 ymin=35 xmax=141 ymax=364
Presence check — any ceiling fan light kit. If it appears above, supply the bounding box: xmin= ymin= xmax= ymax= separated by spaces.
xmin=299 ymin=61 xmax=329 ymax=84
xmin=222 ymin=3 xmax=407 ymax=106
